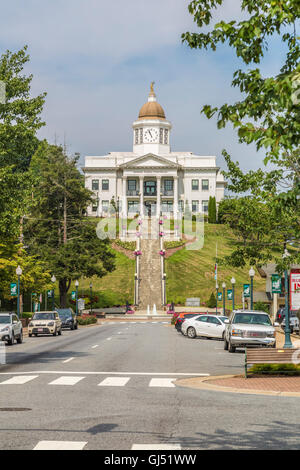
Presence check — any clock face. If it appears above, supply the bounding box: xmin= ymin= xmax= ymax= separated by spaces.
xmin=144 ymin=128 xmax=159 ymax=143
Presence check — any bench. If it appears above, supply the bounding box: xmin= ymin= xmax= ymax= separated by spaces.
xmin=245 ymin=348 xmax=298 ymax=378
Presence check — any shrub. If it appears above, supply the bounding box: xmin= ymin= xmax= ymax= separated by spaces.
xmin=254 ymin=302 xmax=270 ymax=314
xmin=207 ymin=292 xmax=216 ymax=308
xmin=77 ymin=316 xmax=97 ymax=326
xmin=249 ymin=363 xmax=300 ymax=376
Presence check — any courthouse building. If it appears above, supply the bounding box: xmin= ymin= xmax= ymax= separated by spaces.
xmin=83 ymin=84 xmax=226 ymax=218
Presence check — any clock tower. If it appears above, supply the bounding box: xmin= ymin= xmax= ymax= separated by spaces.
xmin=132 ymin=84 xmax=172 ymax=155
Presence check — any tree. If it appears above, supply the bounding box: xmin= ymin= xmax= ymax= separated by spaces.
xmin=0 ymin=46 xmax=46 ymax=171
xmin=208 ymin=196 xmax=217 ymax=223
xmin=207 ymin=292 xmax=216 ymax=308
xmin=182 ymin=1 xmax=300 ymax=270
xmin=25 ymin=142 xmax=116 ymax=307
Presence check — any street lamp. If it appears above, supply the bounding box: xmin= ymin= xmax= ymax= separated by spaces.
xmin=222 ymin=282 xmax=226 ymax=315
xmin=216 ymin=283 xmax=219 ymax=315
xmin=249 ymin=267 xmax=255 ymax=310
xmin=75 ymin=280 xmax=79 ymax=316
xmin=283 ymin=248 xmax=293 ymax=349
xmin=89 ymin=282 xmax=93 ymax=315
xmin=16 ymin=266 xmax=22 ymax=318
xmin=231 ymin=277 xmax=236 ymax=311
xmin=51 ymin=275 xmax=56 ymax=311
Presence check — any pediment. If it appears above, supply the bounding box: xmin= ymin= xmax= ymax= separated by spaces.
xmin=119 ymin=153 xmax=180 ymax=169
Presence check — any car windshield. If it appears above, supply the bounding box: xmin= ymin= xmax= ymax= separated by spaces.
xmin=59 ymin=313 xmax=72 ymax=318
xmin=0 ymin=316 xmax=10 ymax=324
xmin=234 ymin=313 xmax=272 ymax=326
xmin=33 ymin=313 xmax=55 ymax=320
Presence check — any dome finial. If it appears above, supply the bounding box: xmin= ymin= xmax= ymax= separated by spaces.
xmin=150 ymin=81 xmax=155 ymax=93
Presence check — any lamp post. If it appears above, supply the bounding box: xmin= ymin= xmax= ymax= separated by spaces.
xmin=51 ymin=275 xmax=56 ymax=311
xmin=75 ymin=280 xmax=79 ymax=316
xmin=89 ymin=282 xmax=93 ymax=315
xmin=16 ymin=266 xmax=22 ymax=318
xmin=249 ymin=267 xmax=255 ymax=310
xmin=222 ymin=282 xmax=226 ymax=315
xmin=283 ymin=248 xmax=293 ymax=349
xmin=216 ymin=283 xmax=219 ymax=315
xmin=231 ymin=277 xmax=236 ymax=311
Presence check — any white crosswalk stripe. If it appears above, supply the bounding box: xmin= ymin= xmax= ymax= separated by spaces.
xmin=131 ymin=444 xmax=181 ymax=450
xmin=34 ymin=440 xmax=87 ymax=450
xmin=149 ymin=378 xmax=176 ymax=388
xmin=98 ymin=377 xmax=130 ymax=387
xmin=0 ymin=375 xmax=38 ymax=385
xmin=49 ymin=376 xmax=85 ymax=386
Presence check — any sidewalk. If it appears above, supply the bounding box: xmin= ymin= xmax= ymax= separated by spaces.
xmin=176 ymin=330 xmax=300 ymax=397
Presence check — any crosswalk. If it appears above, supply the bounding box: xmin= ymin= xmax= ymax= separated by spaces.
xmin=0 ymin=374 xmax=178 ymax=388
xmin=32 ymin=440 xmax=182 ymax=450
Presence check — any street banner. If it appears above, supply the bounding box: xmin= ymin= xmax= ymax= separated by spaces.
xmin=243 ymin=284 xmax=250 ymax=298
xmin=47 ymin=290 xmax=53 ymax=298
xmin=271 ymin=274 xmax=281 ymax=294
xmin=227 ymin=289 xmax=233 ymax=300
xmin=71 ymin=291 xmax=76 ymax=300
xmin=10 ymin=283 xmax=17 ymax=297
xmin=217 ymin=292 xmax=222 ymax=301
xmin=290 ymin=271 xmax=300 ymax=311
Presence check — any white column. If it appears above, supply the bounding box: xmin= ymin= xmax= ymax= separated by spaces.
xmin=122 ymin=177 xmax=127 ymax=218
xmin=157 ymin=176 xmax=161 ymax=218
xmin=173 ymin=176 xmax=178 ymax=216
xmin=140 ymin=176 xmax=144 ymax=217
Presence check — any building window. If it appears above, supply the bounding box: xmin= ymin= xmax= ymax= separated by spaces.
xmin=164 ymin=179 xmax=173 ymax=192
xmin=92 ymin=179 xmax=99 ymax=191
xmin=92 ymin=204 xmax=98 ymax=212
xmin=102 ymin=200 xmax=109 ymax=213
xmin=164 ymin=129 xmax=168 ymax=144
xmin=202 ymin=200 xmax=209 ymax=213
xmin=192 ymin=179 xmax=199 ymax=191
xmin=192 ymin=200 xmax=199 ymax=212
xmin=128 ymin=179 xmax=137 ymax=191
xmin=162 ymin=201 xmax=173 ymax=213
xmin=128 ymin=201 xmax=139 ymax=214
xmin=102 ymin=179 xmax=109 ymax=191
xmin=202 ymin=179 xmax=209 ymax=191
xmin=135 ymin=129 xmax=139 ymax=145
xmin=179 ymin=200 xmax=184 ymax=212
xmin=144 ymin=180 xmax=156 ymax=196
xmin=159 ymin=128 xmax=163 ymax=144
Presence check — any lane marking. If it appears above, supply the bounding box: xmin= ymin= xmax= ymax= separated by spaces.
xmin=132 ymin=444 xmax=181 ymax=450
xmin=98 ymin=377 xmax=130 ymax=387
xmin=106 ymin=337 xmax=112 ymax=341
xmin=62 ymin=357 xmax=74 ymax=363
xmin=49 ymin=376 xmax=85 ymax=386
xmin=0 ymin=371 xmax=210 ymax=377
xmin=149 ymin=378 xmax=176 ymax=388
xmin=34 ymin=440 xmax=87 ymax=450
xmin=91 ymin=345 xmax=99 ymax=349
xmin=0 ymin=375 xmax=38 ymax=385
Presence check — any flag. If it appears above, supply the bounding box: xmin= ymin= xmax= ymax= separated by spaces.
xmin=214 ymin=262 xmax=217 ymax=280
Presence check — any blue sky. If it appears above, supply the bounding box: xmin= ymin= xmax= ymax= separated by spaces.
xmin=0 ymin=0 xmax=290 ymax=172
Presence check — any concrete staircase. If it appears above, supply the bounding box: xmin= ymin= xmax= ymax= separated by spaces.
xmin=138 ymin=218 xmax=163 ymax=311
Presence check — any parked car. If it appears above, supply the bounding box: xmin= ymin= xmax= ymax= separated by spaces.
xmin=224 ymin=310 xmax=276 ymax=353
xmin=181 ymin=314 xmax=228 ymax=339
xmin=28 ymin=311 xmax=62 ymax=337
xmin=281 ymin=310 xmax=300 ymax=334
xmin=0 ymin=313 xmax=23 ymax=345
xmin=174 ymin=313 xmax=203 ymax=332
xmin=57 ymin=308 xmax=78 ymax=330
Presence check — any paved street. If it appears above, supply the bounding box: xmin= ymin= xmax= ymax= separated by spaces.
xmin=0 ymin=321 xmax=300 ymax=450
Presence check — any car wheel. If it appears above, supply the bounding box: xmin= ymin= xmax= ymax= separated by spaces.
xmin=17 ymin=331 xmax=23 ymax=344
xmin=29 ymin=333 xmax=32 ymax=337
xmin=58 ymin=328 xmax=62 ymax=336
xmin=8 ymin=333 xmax=14 ymax=346
xmin=228 ymin=340 xmax=236 ymax=353
xmin=224 ymin=337 xmax=228 ymax=350
xmin=53 ymin=329 xmax=57 ymax=337
xmin=187 ymin=327 xmax=196 ymax=339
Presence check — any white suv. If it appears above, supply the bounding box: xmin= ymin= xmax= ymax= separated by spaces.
xmin=224 ymin=310 xmax=276 ymax=353
xmin=0 ymin=313 xmax=23 ymax=345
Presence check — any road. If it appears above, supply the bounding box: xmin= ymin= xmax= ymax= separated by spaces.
xmin=0 ymin=320 xmax=299 ymax=450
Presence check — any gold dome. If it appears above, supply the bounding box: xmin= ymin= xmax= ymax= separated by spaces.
xmin=138 ymin=84 xmax=166 ymax=120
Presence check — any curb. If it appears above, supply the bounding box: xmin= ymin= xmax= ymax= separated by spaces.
xmin=175 ymin=375 xmax=300 ymax=398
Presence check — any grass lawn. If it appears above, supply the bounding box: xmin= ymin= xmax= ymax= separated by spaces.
xmin=165 ymin=223 xmax=266 ymax=309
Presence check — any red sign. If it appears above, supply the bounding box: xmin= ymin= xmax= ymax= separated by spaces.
xmin=290 ymin=270 xmax=300 ymax=311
